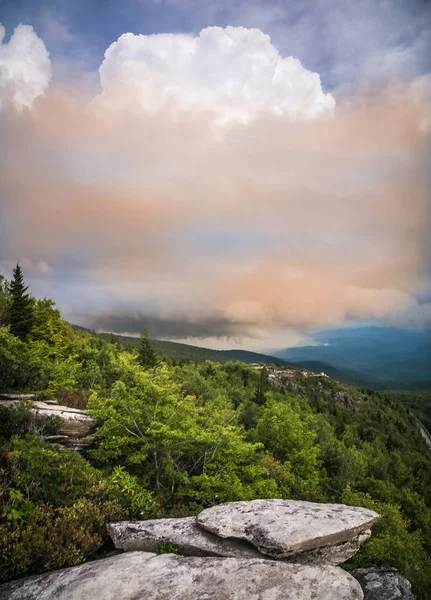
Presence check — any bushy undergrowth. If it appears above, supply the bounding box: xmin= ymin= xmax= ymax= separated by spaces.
xmin=0 ymin=435 xmax=155 ymax=582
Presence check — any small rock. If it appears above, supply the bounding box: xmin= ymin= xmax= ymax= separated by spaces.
xmin=0 ymin=551 xmax=364 ymax=600
xmin=351 ymin=567 xmax=414 ymax=600
xmin=197 ymin=499 xmax=379 ymax=564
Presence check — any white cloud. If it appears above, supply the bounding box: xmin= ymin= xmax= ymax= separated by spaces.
xmin=0 ymin=23 xmax=52 ymax=109
xmin=97 ymin=25 xmax=335 ymax=123
xmin=135 ymin=1 xmax=431 ymax=87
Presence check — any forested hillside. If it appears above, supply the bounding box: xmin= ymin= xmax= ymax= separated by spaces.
xmin=1 ymin=268 xmax=431 ymax=597
xmin=72 ymin=325 xmax=288 ymax=366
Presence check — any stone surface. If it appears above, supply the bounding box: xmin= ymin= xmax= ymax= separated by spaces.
xmin=0 ymin=399 xmax=95 ymax=450
xmin=107 ymin=517 xmax=262 ymax=557
xmin=351 ymin=568 xmax=414 ymax=600
xmin=0 ymin=551 xmax=364 ymax=600
xmin=197 ymin=499 xmax=379 ymax=563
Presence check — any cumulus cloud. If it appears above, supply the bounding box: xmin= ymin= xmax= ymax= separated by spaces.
xmin=147 ymin=0 xmax=431 ymax=87
xmin=96 ymin=26 xmax=335 ymax=122
xmin=0 ymin=24 xmax=430 ymax=348
xmin=0 ymin=24 xmax=52 ymax=109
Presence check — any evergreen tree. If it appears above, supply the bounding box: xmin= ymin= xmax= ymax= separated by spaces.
xmin=137 ymin=328 xmax=158 ymax=368
xmin=9 ymin=264 xmax=33 ymax=340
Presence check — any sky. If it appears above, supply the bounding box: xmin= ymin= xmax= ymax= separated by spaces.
xmin=0 ymin=0 xmax=430 ymax=350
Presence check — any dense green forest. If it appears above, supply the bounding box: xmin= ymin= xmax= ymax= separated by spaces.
xmin=385 ymin=389 xmax=431 ymax=434
xmin=1 ymin=267 xmax=431 ymax=597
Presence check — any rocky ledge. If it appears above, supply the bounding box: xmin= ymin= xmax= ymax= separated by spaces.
xmin=0 ymin=551 xmax=364 ymax=600
xmin=3 ymin=499 xmax=410 ymax=600
xmin=110 ymin=499 xmax=378 ymax=565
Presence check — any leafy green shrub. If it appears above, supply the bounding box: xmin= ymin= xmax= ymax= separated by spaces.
xmin=0 ymin=437 xmax=157 ymax=583
xmin=109 ymin=466 xmax=155 ymax=518
xmin=1 ymin=436 xmax=101 ymax=506
xmin=0 ymin=498 xmax=124 ymax=581
xmin=0 ymin=402 xmax=61 ymax=445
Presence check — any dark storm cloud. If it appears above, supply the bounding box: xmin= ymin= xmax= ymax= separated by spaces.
xmin=83 ymin=313 xmax=250 ymax=340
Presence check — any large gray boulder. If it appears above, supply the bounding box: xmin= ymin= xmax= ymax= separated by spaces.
xmin=107 ymin=517 xmax=262 ymax=557
xmin=351 ymin=568 xmax=414 ymax=600
xmin=197 ymin=499 xmax=379 ymax=564
xmin=0 ymin=551 xmax=364 ymax=600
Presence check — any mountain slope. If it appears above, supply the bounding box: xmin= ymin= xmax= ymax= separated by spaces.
xmin=71 ymin=325 xmax=288 ymax=366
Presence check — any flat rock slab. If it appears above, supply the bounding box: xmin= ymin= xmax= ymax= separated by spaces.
xmin=197 ymin=499 xmax=379 ymax=562
xmin=0 ymin=551 xmax=364 ymax=600
xmin=108 ymin=517 xmax=262 ymax=557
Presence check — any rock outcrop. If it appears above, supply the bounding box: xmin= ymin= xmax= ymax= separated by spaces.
xmin=197 ymin=499 xmax=378 ymax=564
xmin=0 ymin=551 xmax=364 ymax=600
xmin=351 ymin=568 xmax=415 ymax=600
xmin=38 ymin=403 xmax=95 ymax=450
xmin=0 ymin=397 xmax=95 ymax=450
xmin=0 ymin=499 xmax=384 ymax=599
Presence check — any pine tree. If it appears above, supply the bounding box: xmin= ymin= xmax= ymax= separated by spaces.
xmin=9 ymin=263 xmax=33 ymax=339
xmin=138 ymin=328 xmax=158 ymax=368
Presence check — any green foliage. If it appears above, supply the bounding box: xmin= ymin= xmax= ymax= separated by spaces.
xmin=0 ymin=436 xmax=155 ymax=583
xmin=254 ymin=394 xmax=320 ymax=486
xmin=0 ymin=401 xmax=61 ymax=445
xmin=156 ymin=540 xmax=181 ymax=554
xmin=110 ymin=466 xmax=155 ymax=518
xmin=0 ymin=331 xmax=28 ymax=390
xmin=8 ymin=264 xmax=33 ymax=340
xmin=137 ymin=328 xmax=158 ymax=368
xmin=0 ymin=499 xmax=123 ymax=581
xmin=2 ymin=488 xmax=34 ymax=522
xmin=1 ymin=436 xmax=106 ymax=506
xmin=386 ymin=389 xmax=431 ymax=433
xmin=88 ymin=358 xmax=272 ymax=506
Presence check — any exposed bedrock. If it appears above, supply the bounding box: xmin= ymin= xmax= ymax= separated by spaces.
xmin=0 ymin=552 xmax=364 ymax=600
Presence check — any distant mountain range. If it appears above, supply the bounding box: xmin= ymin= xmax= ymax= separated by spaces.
xmin=274 ymin=326 xmax=431 ymax=389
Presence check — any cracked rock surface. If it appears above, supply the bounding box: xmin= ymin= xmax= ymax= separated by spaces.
xmin=0 ymin=552 xmax=364 ymax=600
xmin=197 ymin=499 xmax=379 ymax=563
